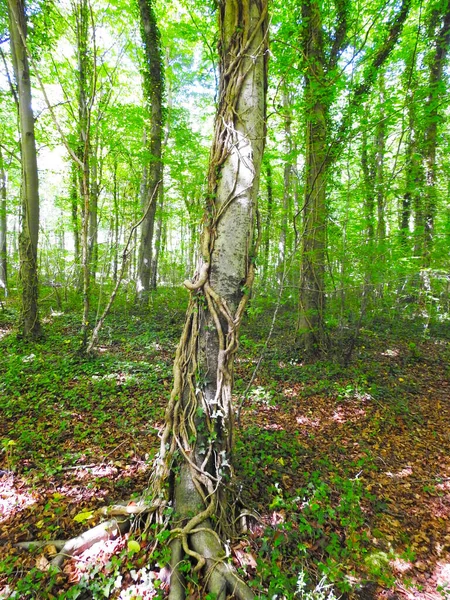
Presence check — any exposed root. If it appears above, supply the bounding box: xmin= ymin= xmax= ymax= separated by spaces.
xmin=168 ymin=539 xmax=185 ymax=600
xmin=96 ymin=500 xmax=153 ymax=517
xmin=190 ymin=527 xmax=254 ymax=600
xmin=50 ymin=517 xmax=130 ymax=569
xmin=14 ymin=540 xmax=66 ymax=551
xmin=183 ymin=262 xmax=210 ymax=291
xmin=167 ymin=525 xmax=254 ymax=600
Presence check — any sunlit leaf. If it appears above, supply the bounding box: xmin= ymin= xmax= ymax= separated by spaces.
xmin=73 ymin=511 xmax=94 ymax=523
xmin=127 ymin=540 xmax=141 ymax=554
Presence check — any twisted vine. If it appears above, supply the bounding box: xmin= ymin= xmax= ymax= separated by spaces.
xmin=137 ymin=4 xmax=268 ymax=596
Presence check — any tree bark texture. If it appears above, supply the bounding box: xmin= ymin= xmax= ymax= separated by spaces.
xmin=0 ymin=147 xmax=7 ymax=294
xmin=277 ymin=89 xmax=293 ymax=282
xmin=75 ymin=0 xmax=93 ymax=344
xmin=146 ymin=2 xmax=268 ymax=597
xmin=375 ymin=75 xmax=386 ymax=243
xmin=70 ymin=163 xmax=81 ymax=273
xmin=89 ymin=139 xmax=99 ymax=279
xmin=136 ymin=0 xmax=164 ymax=299
xmin=296 ymin=0 xmax=410 ymax=355
xmin=361 ymin=117 xmax=375 ymax=242
xmin=401 ymin=45 xmax=419 ymax=248
xmin=261 ymin=158 xmax=273 ymax=286
xmin=298 ymin=0 xmax=328 ymax=355
xmin=7 ymin=0 xmax=41 ymax=338
xmin=422 ymin=2 xmax=450 ymax=265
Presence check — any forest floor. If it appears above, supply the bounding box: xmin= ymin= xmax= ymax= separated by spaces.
xmin=0 ymin=289 xmax=449 ymax=600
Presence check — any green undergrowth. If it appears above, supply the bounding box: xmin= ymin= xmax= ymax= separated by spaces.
xmin=1 ymin=286 xmax=449 ymax=598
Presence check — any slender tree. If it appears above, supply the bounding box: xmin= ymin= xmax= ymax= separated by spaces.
xmin=375 ymin=75 xmax=386 ymax=244
xmin=74 ymin=0 xmax=94 ymax=345
xmin=0 ymin=147 xmax=7 ymax=295
xmin=402 ymin=45 xmax=422 ymax=249
xmin=136 ymin=0 xmax=164 ymax=300
xmin=422 ymin=0 xmax=450 ymax=265
xmin=7 ymin=0 xmax=41 ymax=338
xmin=261 ymin=158 xmax=274 ymax=286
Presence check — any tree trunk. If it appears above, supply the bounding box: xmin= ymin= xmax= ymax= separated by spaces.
xmin=375 ymin=75 xmax=386 ymax=243
xmin=422 ymin=5 xmax=450 ymax=266
xmin=148 ymin=2 xmax=268 ymax=597
xmin=261 ymin=158 xmax=273 ymax=286
xmin=277 ymin=89 xmax=293 ymax=281
xmin=402 ymin=98 xmax=421 ymax=248
xmin=70 ymin=163 xmax=81 ymax=287
xmin=75 ymin=0 xmax=93 ymax=346
xmin=150 ymin=183 xmax=163 ymax=289
xmin=112 ymin=161 xmax=119 ymax=284
xmin=7 ymin=0 xmax=41 ymax=338
xmin=361 ymin=117 xmax=375 ymax=241
xmin=401 ymin=47 xmax=419 ymax=248
xmin=136 ymin=0 xmax=164 ymax=301
xmin=295 ymin=0 xmax=409 ymax=355
xmin=0 ymin=147 xmax=7 ymax=295
xmin=298 ymin=0 xmax=328 ymax=355
xmin=89 ymin=139 xmax=99 ymax=280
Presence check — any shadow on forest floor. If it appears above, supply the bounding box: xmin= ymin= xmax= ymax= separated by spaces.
xmin=0 ymin=297 xmax=449 ymax=599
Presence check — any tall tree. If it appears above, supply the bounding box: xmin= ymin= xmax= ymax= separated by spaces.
xmin=136 ymin=0 xmax=164 ymax=300
xmin=297 ymin=0 xmax=348 ymax=354
xmin=0 ymin=147 xmax=7 ymax=294
xmin=7 ymin=0 xmax=41 ymax=338
xmin=422 ymin=0 xmax=450 ymax=265
xmin=297 ymin=0 xmax=411 ymax=355
xmin=375 ymin=74 xmax=386 ymax=244
xmin=75 ymin=0 xmax=94 ymax=345
xmin=147 ymin=1 xmax=268 ymax=597
xmin=277 ymin=88 xmax=294 ymax=281
xmin=402 ymin=41 xmax=422 ymax=249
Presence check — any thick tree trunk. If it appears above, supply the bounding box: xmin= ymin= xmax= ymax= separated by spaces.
xmin=298 ymin=0 xmax=328 ymax=355
xmin=148 ymin=2 xmax=268 ymax=597
xmin=0 ymin=148 xmax=7 ymax=295
xmin=8 ymin=0 xmax=41 ymax=338
xmin=136 ymin=0 xmax=164 ymax=300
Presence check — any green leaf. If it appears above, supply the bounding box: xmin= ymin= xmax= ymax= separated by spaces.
xmin=127 ymin=540 xmax=141 ymax=554
xmin=73 ymin=511 xmax=94 ymax=523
